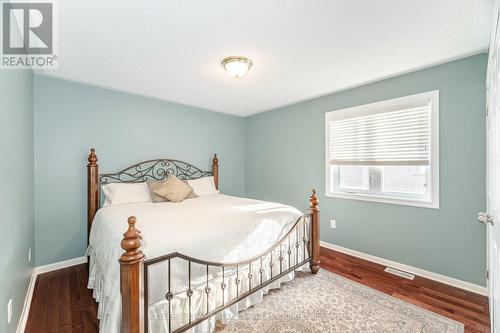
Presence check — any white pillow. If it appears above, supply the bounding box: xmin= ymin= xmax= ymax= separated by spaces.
xmin=187 ymin=176 xmax=219 ymax=196
xmin=102 ymin=183 xmax=152 ymax=207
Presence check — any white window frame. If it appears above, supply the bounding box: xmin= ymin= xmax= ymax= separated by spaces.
xmin=325 ymin=90 xmax=440 ymax=209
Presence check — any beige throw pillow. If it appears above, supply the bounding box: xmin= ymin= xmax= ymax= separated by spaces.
xmin=147 ymin=180 xmax=169 ymax=203
xmin=147 ymin=179 xmax=197 ymax=202
xmin=153 ymin=175 xmax=194 ymax=203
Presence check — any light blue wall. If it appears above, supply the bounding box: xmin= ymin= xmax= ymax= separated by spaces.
xmin=245 ymin=54 xmax=488 ymax=286
xmin=33 ymin=75 xmax=246 ymax=266
xmin=0 ymin=69 xmax=34 ymax=332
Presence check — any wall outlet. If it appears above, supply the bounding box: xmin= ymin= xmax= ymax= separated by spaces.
xmin=7 ymin=299 xmax=12 ymax=324
xmin=28 ymin=248 xmax=32 ymax=263
xmin=330 ymin=219 xmax=336 ymax=229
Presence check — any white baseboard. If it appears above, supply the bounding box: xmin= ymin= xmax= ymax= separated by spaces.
xmin=321 ymin=241 xmax=488 ymax=296
xmin=34 ymin=256 xmax=87 ymax=275
xmin=16 ymin=256 xmax=87 ymax=333
xmin=15 ymin=270 xmax=37 ymax=333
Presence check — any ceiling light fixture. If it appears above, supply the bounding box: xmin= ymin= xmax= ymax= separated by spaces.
xmin=221 ymin=56 xmax=252 ymax=78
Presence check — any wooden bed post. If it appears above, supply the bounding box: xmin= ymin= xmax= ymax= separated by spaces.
xmin=309 ymin=189 xmax=321 ymax=274
xmin=212 ymin=154 xmax=219 ymax=190
xmin=120 ymin=216 xmax=144 ymax=333
xmin=87 ymin=148 xmax=99 ymax=244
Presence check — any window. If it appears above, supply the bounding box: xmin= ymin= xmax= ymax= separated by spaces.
xmin=325 ymin=91 xmax=439 ymax=208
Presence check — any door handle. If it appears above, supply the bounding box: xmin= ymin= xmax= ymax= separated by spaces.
xmin=478 ymin=212 xmax=494 ymax=225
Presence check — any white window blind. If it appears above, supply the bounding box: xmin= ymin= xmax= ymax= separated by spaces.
xmin=329 ymin=104 xmax=431 ymax=166
xmin=325 ymin=90 xmax=439 ymax=208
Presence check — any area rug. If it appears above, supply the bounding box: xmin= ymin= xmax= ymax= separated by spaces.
xmin=217 ymin=270 xmax=464 ymax=333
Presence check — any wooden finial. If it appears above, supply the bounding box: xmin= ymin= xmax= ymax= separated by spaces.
xmin=87 ymin=148 xmax=100 ymax=245
xmin=119 ymin=216 xmax=144 ymax=264
xmin=212 ymin=154 xmax=219 ymax=190
xmin=119 ymin=216 xmax=144 ymax=332
xmin=308 ymin=189 xmax=320 ymax=274
xmin=88 ymin=148 xmax=98 ymax=166
xmin=309 ymin=189 xmax=319 ymax=210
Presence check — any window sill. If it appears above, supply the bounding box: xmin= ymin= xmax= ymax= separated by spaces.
xmin=326 ymin=191 xmax=439 ymax=209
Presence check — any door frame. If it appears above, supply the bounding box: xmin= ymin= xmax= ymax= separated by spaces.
xmin=487 ymin=2 xmax=500 ymax=331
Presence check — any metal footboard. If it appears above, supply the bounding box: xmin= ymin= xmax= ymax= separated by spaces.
xmin=143 ymin=213 xmax=312 ymax=333
xmin=118 ymin=190 xmax=320 ymax=333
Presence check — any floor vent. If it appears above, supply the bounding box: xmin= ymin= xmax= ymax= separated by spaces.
xmin=384 ymin=267 xmax=415 ymax=280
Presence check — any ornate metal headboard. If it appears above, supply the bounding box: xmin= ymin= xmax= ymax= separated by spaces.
xmin=86 ymin=148 xmax=219 ymax=243
xmin=100 ymin=159 xmax=214 ymax=184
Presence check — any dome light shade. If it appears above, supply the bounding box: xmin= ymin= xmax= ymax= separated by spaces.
xmin=221 ymin=56 xmax=252 ymax=78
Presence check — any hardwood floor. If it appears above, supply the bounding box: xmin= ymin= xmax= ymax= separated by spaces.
xmin=25 ymin=248 xmax=490 ymax=333
xmin=321 ymin=247 xmax=490 ymax=333
xmin=25 ymin=264 xmax=98 ymax=333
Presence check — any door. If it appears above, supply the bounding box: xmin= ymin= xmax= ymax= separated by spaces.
xmin=486 ymin=3 xmax=500 ymax=332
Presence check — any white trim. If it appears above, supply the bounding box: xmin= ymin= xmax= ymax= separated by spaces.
xmin=15 ymin=270 xmax=36 ymax=333
xmin=321 ymin=241 xmax=487 ymax=296
xmin=327 ymin=192 xmax=439 ymax=209
xmin=325 ymin=90 xmax=440 ymax=209
xmin=33 ymin=256 xmax=87 ymax=275
xmin=16 ymin=256 xmax=87 ymax=333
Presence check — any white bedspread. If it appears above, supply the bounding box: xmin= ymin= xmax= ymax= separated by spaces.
xmin=88 ymin=194 xmax=305 ymax=333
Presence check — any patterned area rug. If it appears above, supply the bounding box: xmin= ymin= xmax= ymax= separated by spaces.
xmin=218 ymin=270 xmax=464 ymax=333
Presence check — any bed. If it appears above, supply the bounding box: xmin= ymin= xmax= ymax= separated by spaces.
xmin=86 ymin=149 xmax=320 ymax=333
